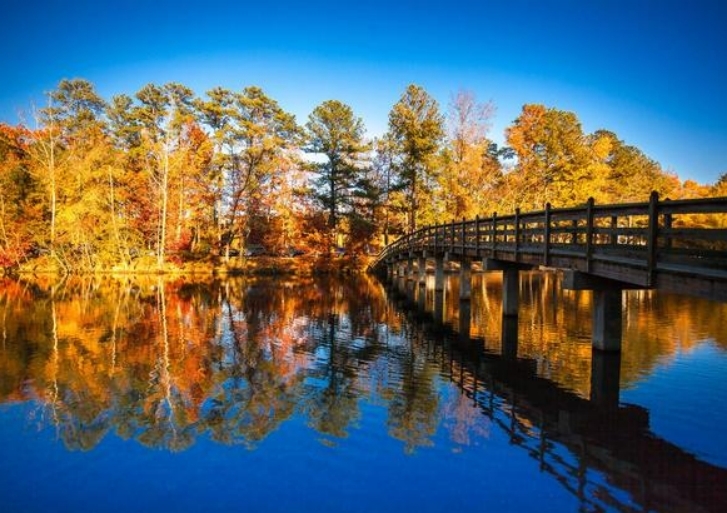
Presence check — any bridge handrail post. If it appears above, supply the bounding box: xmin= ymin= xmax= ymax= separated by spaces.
xmin=475 ymin=215 xmax=481 ymax=253
xmin=461 ymin=217 xmax=466 ymax=254
xmin=450 ymin=220 xmax=455 ymax=254
xmin=492 ymin=212 xmax=498 ymax=253
xmin=515 ymin=208 xmax=521 ymax=260
xmin=610 ymin=215 xmax=618 ymax=246
xmin=663 ymin=197 xmax=673 ymax=250
xmin=544 ymin=203 xmax=551 ymax=266
xmin=585 ymin=197 xmax=595 ymax=272
xmin=647 ymin=191 xmax=659 ymax=285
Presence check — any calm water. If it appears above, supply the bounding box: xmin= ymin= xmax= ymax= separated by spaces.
xmin=1 ymin=272 xmax=726 ymax=512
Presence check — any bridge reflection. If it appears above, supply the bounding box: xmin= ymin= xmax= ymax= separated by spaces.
xmin=387 ymin=276 xmax=727 ymax=513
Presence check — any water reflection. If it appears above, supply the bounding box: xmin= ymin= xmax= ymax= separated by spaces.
xmin=1 ymin=273 xmax=726 ymax=512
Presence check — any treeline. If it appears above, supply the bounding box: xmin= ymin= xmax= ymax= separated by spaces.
xmin=1 ymin=79 xmax=724 ymax=272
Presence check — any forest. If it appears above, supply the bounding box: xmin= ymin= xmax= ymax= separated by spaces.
xmin=1 ymin=78 xmax=725 ymax=273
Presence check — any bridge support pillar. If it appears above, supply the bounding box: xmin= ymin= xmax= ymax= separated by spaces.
xmin=417 ymin=256 xmax=427 ymax=285
xmin=459 ymin=259 xmax=472 ymax=301
xmin=563 ymin=271 xmax=630 ymax=352
xmin=417 ymin=281 xmax=426 ymax=311
xmin=406 ymin=258 xmax=415 ymax=280
xmin=483 ymin=259 xmax=533 ymax=317
xmin=434 ymin=257 xmax=445 ymax=291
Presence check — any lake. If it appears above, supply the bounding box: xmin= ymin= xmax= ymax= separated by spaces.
xmin=1 ymin=272 xmax=726 ymax=512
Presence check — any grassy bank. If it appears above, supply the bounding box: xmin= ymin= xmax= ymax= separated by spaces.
xmin=13 ymin=254 xmax=373 ymax=277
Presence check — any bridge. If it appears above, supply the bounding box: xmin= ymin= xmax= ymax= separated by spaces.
xmin=369 ymin=192 xmax=727 ymax=351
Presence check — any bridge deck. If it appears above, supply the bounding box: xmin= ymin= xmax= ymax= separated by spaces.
xmin=371 ymin=192 xmax=727 ymax=302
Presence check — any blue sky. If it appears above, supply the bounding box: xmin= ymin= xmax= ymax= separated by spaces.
xmin=3 ymin=0 xmax=726 ymax=183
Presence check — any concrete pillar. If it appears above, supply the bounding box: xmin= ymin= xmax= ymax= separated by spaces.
xmin=503 ymin=268 xmax=520 ymax=316
xmin=458 ymin=300 xmax=471 ymax=341
xmin=417 ymin=256 xmax=427 ymax=285
xmin=501 ymin=315 xmax=519 ymax=360
xmin=417 ymin=282 xmax=426 ymax=311
xmin=434 ymin=256 xmax=445 ymax=291
xmin=459 ymin=259 xmax=472 ymax=301
xmin=590 ymin=349 xmax=621 ymax=409
xmin=592 ymin=289 xmax=623 ymax=351
xmin=406 ymin=258 xmax=415 ymax=280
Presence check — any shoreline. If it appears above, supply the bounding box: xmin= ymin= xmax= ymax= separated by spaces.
xmin=5 ymin=254 xmax=373 ymax=278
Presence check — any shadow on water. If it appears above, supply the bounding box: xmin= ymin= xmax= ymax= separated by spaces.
xmin=1 ymin=273 xmax=726 ymax=512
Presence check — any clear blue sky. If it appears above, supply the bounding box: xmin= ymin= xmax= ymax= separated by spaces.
xmin=3 ymin=0 xmax=726 ymax=183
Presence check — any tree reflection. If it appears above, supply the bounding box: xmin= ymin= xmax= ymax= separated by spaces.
xmin=0 ymin=273 xmax=725 ymax=455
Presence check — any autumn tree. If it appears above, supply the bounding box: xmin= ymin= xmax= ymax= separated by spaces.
xmin=0 ymin=124 xmax=39 ymax=269
xmin=371 ymin=136 xmax=397 ymax=246
xmin=216 ymin=86 xmax=300 ymax=258
xmin=387 ymin=84 xmax=444 ymax=231
xmin=504 ymin=104 xmax=616 ymax=210
xmin=107 ymin=93 xmax=155 ymax=263
xmin=305 ymin=100 xmax=369 ymax=251
xmin=594 ymin=129 xmax=677 ymax=202
xmin=439 ymin=90 xmax=502 ymax=219
xmin=23 ymin=79 xmax=114 ymax=270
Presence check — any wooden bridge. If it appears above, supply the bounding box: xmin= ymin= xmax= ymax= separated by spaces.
xmin=370 ymin=192 xmax=727 ymax=351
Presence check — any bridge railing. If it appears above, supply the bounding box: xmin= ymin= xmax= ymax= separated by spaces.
xmin=371 ymin=192 xmax=727 ymax=280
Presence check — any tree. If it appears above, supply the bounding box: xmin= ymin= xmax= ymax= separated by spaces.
xmin=371 ymin=136 xmax=397 ymax=246
xmin=305 ymin=100 xmax=369 ymax=250
xmin=439 ymin=90 xmax=501 ymax=219
xmin=133 ymin=82 xmax=197 ymax=269
xmin=218 ymin=86 xmax=300 ymax=258
xmin=194 ymin=87 xmax=235 ymax=252
xmin=505 ymin=104 xmax=609 ymax=209
xmin=387 ymin=84 xmax=444 ymax=232
xmin=594 ymin=129 xmax=676 ymax=202
xmin=0 ymin=124 xmax=39 ymax=269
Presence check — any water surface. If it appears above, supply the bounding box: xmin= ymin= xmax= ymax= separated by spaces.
xmin=0 ymin=273 xmax=725 ymax=512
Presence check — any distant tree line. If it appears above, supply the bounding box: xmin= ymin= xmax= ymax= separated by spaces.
xmin=1 ymin=79 xmax=724 ymax=271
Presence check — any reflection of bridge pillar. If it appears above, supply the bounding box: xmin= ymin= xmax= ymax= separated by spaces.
xmin=501 ymin=315 xmax=519 ymax=360
xmin=434 ymin=289 xmax=445 ymax=325
xmin=434 ymin=256 xmax=445 ymax=291
xmin=417 ymin=282 xmax=426 ymax=311
xmin=503 ymin=268 xmax=520 ymax=317
xmin=459 ymin=299 xmax=471 ymax=341
xmin=590 ymin=350 xmax=621 ymax=409
xmin=395 ymin=275 xmax=405 ymax=294
xmin=593 ymin=289 xmax=623 ymax=351
xmin=459 ymin=259 xmax=472 ymax=301
xmin=406 ymin=276 xmax=416 ymax=300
